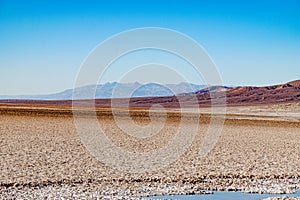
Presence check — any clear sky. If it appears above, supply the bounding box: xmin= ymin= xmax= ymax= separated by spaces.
xmin=0 ymin=0 xmax=299 ymax=95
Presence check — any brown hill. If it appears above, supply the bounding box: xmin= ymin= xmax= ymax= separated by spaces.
xmin=222 ymin=80 xmax=300 ymax=106
xmin=0 ymin=80 xmax=299 ymax=108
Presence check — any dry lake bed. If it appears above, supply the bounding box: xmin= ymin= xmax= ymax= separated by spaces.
xmin=0 ymin=104 xmax=299 ymax=199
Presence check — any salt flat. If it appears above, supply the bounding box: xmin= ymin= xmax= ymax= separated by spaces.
xmin=0 ymin=105 xmax=299 ymax=199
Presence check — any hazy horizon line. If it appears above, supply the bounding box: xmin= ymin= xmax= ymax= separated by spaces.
xmin=0 ymin=78 xmax=299 ymax=97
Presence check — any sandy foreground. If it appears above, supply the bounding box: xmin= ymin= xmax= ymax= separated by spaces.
xmin=0 ymin=104 xmax=300 ymax=199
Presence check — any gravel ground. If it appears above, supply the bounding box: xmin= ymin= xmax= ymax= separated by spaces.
xmin=0 ymin=107 xmax=299 ymax=199
xmin=263 ymin=197 xmax=300 ymax=200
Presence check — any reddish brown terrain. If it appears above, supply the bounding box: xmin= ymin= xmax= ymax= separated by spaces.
xmin=0 ymin=80 xmax=299 ymax=108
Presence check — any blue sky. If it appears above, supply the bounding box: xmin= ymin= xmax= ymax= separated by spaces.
xmin=0 ymin=0 xmax=299 ymax=95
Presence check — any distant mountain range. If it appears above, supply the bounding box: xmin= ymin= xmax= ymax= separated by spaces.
xmin=183 ymin=79 xmax=300 ymax=106
xmin=0 ymin=82 xmax=206 ymax=100
xmin=1 ymin=80 xmax=299 ymax=108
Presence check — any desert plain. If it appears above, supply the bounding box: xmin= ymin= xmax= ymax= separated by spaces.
xmin=0 ymin=102 xmax=299 ymax=199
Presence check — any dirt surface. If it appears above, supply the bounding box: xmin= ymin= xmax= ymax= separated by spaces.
xmin=0 ymin=105 xmax=299 ymax=198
